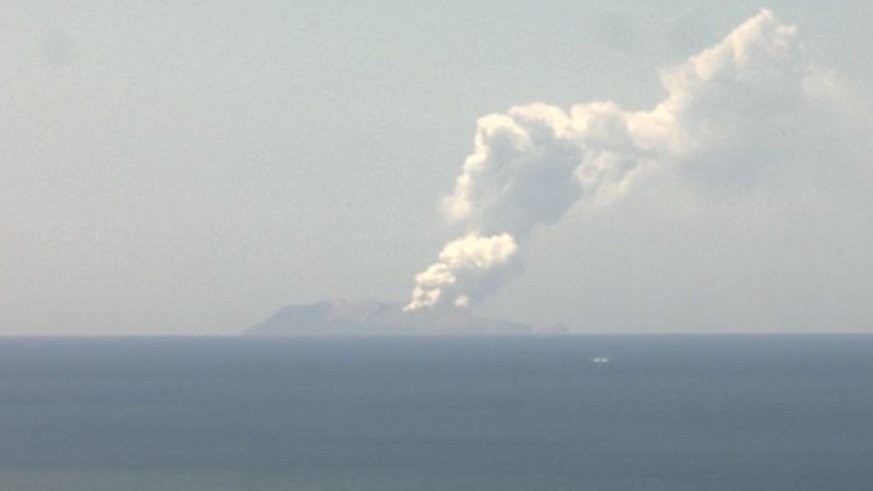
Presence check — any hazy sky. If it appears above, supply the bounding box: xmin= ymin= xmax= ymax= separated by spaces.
xmin=3 ymin=1 xmax=872 ymax=335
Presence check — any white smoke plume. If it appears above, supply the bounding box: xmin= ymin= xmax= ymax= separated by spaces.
xmin=405 ymin=9 xmax=840 ymax=312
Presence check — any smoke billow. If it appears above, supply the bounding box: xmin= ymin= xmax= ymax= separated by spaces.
xmin=405 ymin=9 xmax=840 ymax=312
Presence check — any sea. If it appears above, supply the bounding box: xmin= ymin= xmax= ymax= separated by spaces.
xmin=0 ymin=335 xmax=871 ymax=490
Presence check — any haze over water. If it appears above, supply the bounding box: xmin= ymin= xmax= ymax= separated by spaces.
xmin=2 ymin=335 xmax=871 ymax=490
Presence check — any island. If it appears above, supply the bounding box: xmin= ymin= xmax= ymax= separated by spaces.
xmin=245 ymin=299 xmax=562 ymax=336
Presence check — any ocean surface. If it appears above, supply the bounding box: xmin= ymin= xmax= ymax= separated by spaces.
xmin=0 ymin=335 xmax=871 ymax=490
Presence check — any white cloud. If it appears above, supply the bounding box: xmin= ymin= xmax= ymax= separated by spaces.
xmin=406 ymin=9 xmax=846 ymax=313
xmin=405 ymin=233 xmax=519 ymax=311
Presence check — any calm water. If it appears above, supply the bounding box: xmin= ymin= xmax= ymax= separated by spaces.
xmin=0 ymin=335 xmax=871 ymax=490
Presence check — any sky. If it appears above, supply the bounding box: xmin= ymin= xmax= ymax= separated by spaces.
xmin=2 ymin=1 xmax=872 ymax=335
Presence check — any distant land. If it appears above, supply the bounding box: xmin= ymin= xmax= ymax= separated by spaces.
xmin=246 ymin=299 xmax=565 ymax=336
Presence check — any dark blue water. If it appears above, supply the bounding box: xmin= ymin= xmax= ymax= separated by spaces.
xmin=0 ymin=336 xmax=871 ymax=490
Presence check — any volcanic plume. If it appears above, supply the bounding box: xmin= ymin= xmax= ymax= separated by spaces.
xmin=405 ymin=10 xmax=840 ymax=312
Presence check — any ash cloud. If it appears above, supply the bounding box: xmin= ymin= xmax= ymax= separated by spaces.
xmin=406 ymin=9 xmax=842 ymax=312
